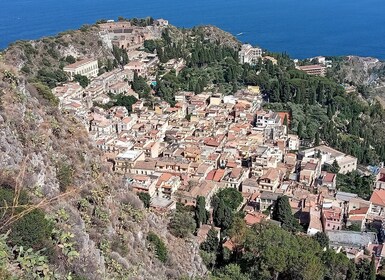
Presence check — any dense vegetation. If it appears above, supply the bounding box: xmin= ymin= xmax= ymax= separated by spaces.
xmin=337 ymin=171 xmax=374 ymax=200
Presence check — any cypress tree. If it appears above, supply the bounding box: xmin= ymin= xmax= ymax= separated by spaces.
xmin=369 ymin=254 xmax=376 ymax=280
xmin=272 ymin=196 xmax=300 ymax=232
xmin=297 ymin=122 xmax=304 ymax=139
xmin=195 ymin=196 xmax=208 ymax=227
xmin=315 ymin=131 xmax=320 ymax=146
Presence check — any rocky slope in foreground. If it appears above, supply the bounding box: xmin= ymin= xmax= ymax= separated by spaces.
xmin=0 ymin=28 xmax=207 ymax=280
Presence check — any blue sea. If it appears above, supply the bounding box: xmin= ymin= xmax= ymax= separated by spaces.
xmin=1 ymin=0 xmax=385 ymax=59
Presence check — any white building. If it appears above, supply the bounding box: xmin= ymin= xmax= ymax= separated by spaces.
xmin=239 ymin=44 xmax=262 ymax=65
xmin=299 ymin=145 xmax=357 ymax=174
xmin=63 ymin=58 xmax=99 ymax=80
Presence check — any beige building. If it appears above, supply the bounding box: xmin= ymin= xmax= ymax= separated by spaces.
xmin=63 ymin=58 xmax=99 ymax=80
xmin=297 ymin=64 xmax=326 ymax=76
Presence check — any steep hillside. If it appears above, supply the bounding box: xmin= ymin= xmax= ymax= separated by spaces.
xmin=0 ymin=50 xmax=206 ymax=279
xmin=3 ymin=25 xmax=113 ymax=76
xmin=331 ymin=56 xmax=385 ymax=103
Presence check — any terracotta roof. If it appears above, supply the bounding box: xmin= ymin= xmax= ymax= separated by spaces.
xmin=156 ymin=173 xmax=174 ymax=186
xmin=226 ymin=161 xmax=238 ymax=168
xmin=223 ymin=239 xmax=235 ymax=251
xmin=244 ymin=212 xmax=266 ymax=226
xmin=261 ymin=168 xmax=280 ymax=181
xmin=323 ymin=172 xmax=336 ymax=183
xmin=250 ymin=192 xmax=260 ymax=201
xmin=304 ymin=162 xmax=317 ymax=171
xmin=349 ymin=207 xmax=369 ymax=215
xmin=213 ymin=169 xmax=225 ymax=182
xmin=206 ymin=170 xmax=216 ymax=181
xmin=323 ymin=208 xmax=342 ymax=220
xmin=277 ymin=112 xmax=291 ymax=126
xmin=230 ymin=168 xmax=242 ymax=179
xmin=370 ymin=190 xmax=385 ymax=207
xmin=133 ymin=160 xmax=156 ymax=170
xmin=348 ymin=216 xmax=365 ymax=221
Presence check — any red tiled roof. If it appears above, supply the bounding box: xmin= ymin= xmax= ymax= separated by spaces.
xmin=277 ymin=112 xmax=291 ymax=126
xmin=206 ymin=170 xmax=216 ymax=181
xmin=244 ymin=212 xmax=266 ymax=226
xmin=213 ymin=169 xmax=225 ymax=182
xmin=226 ymin=161 xmax=238 ymax=168
xmin=304 ymin=162 xmax=317 ymax=171
xmin=370 ymin=190 xmax=385 ymax=207
xmin=223 ymin=239 xmax=235 ymax=251
xmin=349 ymin=207 xmax=369 ymax=215
xmin=323 ymin=173 xmax=336 ymax=183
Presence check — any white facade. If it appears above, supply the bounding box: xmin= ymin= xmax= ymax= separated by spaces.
xmin=239 ymin=44 xmax=262 ymax=65
xmin=64 ymin=59 xmax=99 ymax=80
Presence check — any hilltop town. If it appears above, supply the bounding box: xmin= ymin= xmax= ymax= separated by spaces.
xmin=51 ymin=18 xmax=385 ymax=270
xmin=1 ymin=17 xmax=385 ymax=279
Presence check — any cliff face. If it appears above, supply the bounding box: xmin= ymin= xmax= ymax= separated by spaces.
xmin=0 ymin=41 xmax=206 ymax=279
xmin=333 ymin=56 xmax=385 ymax=96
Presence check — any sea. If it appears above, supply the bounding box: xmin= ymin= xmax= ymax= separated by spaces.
xmin=1 ymin=0 xmax=385 ymax=60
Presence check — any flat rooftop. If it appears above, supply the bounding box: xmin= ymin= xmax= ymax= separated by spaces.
xmin=117 ymin=149 xmax=142 ymax=160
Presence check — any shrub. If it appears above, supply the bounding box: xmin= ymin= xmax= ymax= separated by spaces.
xmin=138 ymin=193 xmax=150 ymax=208
xmin=36 ymin=68 xmax=68 ymax=88
xmin=31 ymin=82 xmax=59 ymax=106
xmin=168 ymin=208 xmax=196 ymax=238
xmin=65 ymin=55 xmax=76 ymax=64
xmin=10 ymin=209 xmax=53 ymax=250
xmin=56 ymin=162 xmax=74 ymax=192
xmin=0 ymin=187 xmax=52 ymax=250
xmin=147 ymin=232 xmax=167 ymax=263
xmin=21 ymin=65 xmax=31 ymax=74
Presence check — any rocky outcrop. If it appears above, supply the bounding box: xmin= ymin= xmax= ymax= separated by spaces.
xmin=0 ymin=58 xmax=207 ymax=279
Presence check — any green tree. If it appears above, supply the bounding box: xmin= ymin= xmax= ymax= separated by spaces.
xmin=272 ymin=196 xmax=300 ymax=232
xmin=214 ymin=264 xmax=249 ymax=280
xmin=216 ymin=188 xmax=243 ymax=211
xmin=74 ymin=74 xmax=90 ymax=88
xmin=32 ymin=82 xmax=59 ymax=106
xmin=143 ymin=40 xmax=157 ymax=53
xmin=195 ymin=196 xmax=209 ymax=227
xmin=370 ymin=254 xmax=376 ymax=280
xmin=322 ymin=250 xmax=353 ymax=280
xmin=114 ymin=94 xmax=138 ymax=112
xmin=315 ymin=131 xmax=320 ymax=146
xmin=312 ymin=232 xmax=329 ymax=249
xmin=331 ymin=159 xmax=340 ymax=173
xmin=138 ymin=193 xmax=151 ymax=208
xmin=212 ymin=197 xmax=233 ymax=230
xmin=36 ymin=68 xmax=68 ymax=88
xmin=297 ymin=122 xmax=304 ymax=138
xmin=65 ymin=55 xmax=76 ymax=64
xmin=132 ymin=72 xmax=151 ymax=98
xmin=243 ymin=224 xmax=325 ymax=279
xmin=56 ymin=162 xmax=74 ymax=192
xmin=200 ymin=228 xmax=219 ymax=253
